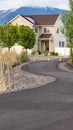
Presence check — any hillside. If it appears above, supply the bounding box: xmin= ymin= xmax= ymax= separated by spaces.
xmin=0 ymin=6 xmax=64 ymax=24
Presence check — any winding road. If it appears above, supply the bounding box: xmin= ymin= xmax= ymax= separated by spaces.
xmin=0 ymin=60 xmax=73 ymax=130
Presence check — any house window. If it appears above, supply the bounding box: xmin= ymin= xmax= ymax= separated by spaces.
xmin=62 ymin=42 xmax=64 ymax=47
xmin=59 ymin=41 xmax=65 ymax=47
xmin=35 ymin=28 xmax=38 ymax=33
xmin=44 ymin=28 xmax=47 ymax=33
xmin=47 ymin=29 xmax=50 ymax=33
xmin=56 ymin=28 xmax=59 ymax=33
xmin=44 ymin=28 xmax=50 ymax=33
xmin=59 ymin=41 xmax=61 ymax=47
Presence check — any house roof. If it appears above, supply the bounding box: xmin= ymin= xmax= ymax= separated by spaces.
xmin=39 ymin=34 xmax=52 ymax=39
xmin=21 ymin=14 xmax=59 ymax=25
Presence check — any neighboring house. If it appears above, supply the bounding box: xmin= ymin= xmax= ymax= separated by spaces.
xmin=10 ymin=14 xmax=69 ymax=55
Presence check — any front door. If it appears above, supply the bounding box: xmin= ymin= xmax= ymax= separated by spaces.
xmin=45 ymin=41 xmax=49 ymax=51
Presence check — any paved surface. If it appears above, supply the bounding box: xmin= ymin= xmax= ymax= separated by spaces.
xmin=0 ymin=59 xmax=73 ymax=130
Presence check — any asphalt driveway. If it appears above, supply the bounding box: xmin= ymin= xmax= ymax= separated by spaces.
xmin=0 ymin=60 xmax=73 ymax=130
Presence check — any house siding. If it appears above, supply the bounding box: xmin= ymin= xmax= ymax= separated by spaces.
xmin=54 ymin=15 xmax=66 ymax=48
xmin=11 ymin=15 xmax=33 ymax=28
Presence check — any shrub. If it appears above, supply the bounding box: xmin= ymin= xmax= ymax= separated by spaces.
xmin=51 ymin=51 xmax=58 ymax=56
xmin=44 ymin=50 xmax=49 ymax=56
xmin=31 ymin=51 xmax=36 ymax=55
xmin=0 ymin=51 xmax=14 ymax=91
xmin=37 ymin=50 xmax=41 ymax=55
xmin=0 ymin=49 xmax=30 ymax=92
xmin=0 ymin=76 xmax=8 ymax=92
xmin=19 ymin=51 xmax=29 ymax=63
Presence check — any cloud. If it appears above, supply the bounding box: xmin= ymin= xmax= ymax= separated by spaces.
xmin=0 ymin=0 xmax=69 ymax=10
xmin=0 ymin=0 xmax=22 ymax=10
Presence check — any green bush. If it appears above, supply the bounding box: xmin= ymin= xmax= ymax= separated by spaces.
xmin=51 ymin=51 xmax=58 ymax=56
xmin=20 ymin=52 xmax=29 ymax=63
xmin=44 ymin=50 xmax=49 ymax=56
xmin=31 ymin=50 xmax=41 ymax=55
xmin=31 ymin=51 xmax=36 ymax=55
xmin=37 ymin=50 xmax=41 ymax=55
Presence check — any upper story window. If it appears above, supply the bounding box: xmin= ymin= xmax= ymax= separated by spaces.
xmin=43 ymin=28 xmax=50 ymax=33
xmin=44 ymin=28 xmax=47 ymax=33
xmin=56 ymin=28 xmax=59 ymax=33
xmin=34 ymin=27 xmax=38 ymax=33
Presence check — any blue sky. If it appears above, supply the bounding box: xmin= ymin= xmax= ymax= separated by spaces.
xmin=0 ymin=0 xmax=69 ymax=10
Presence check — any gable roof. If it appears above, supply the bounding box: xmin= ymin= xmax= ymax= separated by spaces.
xmin=21 ymin=14 xmax=59 ymax=25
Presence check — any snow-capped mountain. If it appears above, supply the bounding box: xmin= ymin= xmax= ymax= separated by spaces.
xmin=0 ymin=6 xmax=65 ymax=24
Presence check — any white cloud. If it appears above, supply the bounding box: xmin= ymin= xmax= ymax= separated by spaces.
xmin=0 ymin=0 xmax=23 ymax=10
xmin=0 ymin=0 xmax=69 ymax=10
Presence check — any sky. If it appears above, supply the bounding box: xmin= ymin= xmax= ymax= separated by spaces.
xmin=0 ymin=0 xmax=69 ymax=10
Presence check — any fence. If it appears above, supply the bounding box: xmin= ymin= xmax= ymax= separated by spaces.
xmin=55 ymin=47 xmax=70 ymax=56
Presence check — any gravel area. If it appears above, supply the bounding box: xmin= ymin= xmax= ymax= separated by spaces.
xmin=0 ymin=62 xmax=56 ymax=95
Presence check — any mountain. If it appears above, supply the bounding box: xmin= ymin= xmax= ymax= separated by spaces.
xmin=0 ymin=6 xmax=65 ymax=25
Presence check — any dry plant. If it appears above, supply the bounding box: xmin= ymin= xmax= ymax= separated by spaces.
xmin=0 ymin=76 xmax=10 ymax=92
xmin=0 ymin=49 xmax=19 ymax=92
xmin=0 ymin=47 xmax=4 ymax=77
xmin=0 ymin=48 xmax=29 ymax=92
xmin=0 ymin=48 xmax=9 ymax=92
